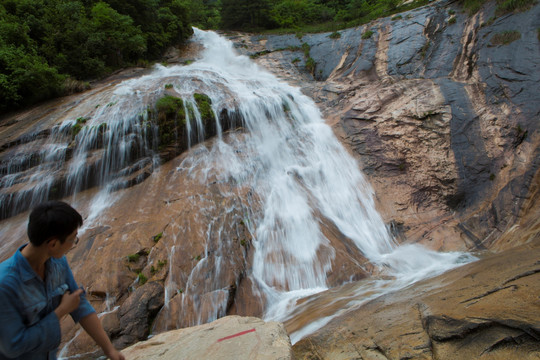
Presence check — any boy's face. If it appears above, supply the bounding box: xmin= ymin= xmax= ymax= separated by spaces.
xmin=49 ymin=229 xmax=79 ymax=258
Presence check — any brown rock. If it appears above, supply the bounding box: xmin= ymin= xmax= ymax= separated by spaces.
xmin=122 ymin=316 xmax=292 ymax=360
xmin=115 ymin=281 xmax=165 ymax=348
xmin=292 ymin=238 xmax=540 ymax=359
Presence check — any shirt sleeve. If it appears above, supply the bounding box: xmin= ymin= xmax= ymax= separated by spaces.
xmin=62 ymin=257 xmax=96 ymax=323
xmin=0 ymin=284 xmax=62 ymax=358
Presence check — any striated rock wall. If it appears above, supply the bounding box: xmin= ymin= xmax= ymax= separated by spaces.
xmin=227 ymin=1 xmax=540 ymax=358
xmin=234 ymin=0 xmax=540 ymax=253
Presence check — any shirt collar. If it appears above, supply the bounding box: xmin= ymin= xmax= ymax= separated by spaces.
xmin=16 ymin=244 xmax=43 ymax=282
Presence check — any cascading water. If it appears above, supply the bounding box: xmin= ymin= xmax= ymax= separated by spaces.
xmin=180 ymin=30 xmax=475 ymax=342
xmin=144 ymin=29 xmax=474 ymax=341
xmin=0 ymin=28 xmax=476 ymax=354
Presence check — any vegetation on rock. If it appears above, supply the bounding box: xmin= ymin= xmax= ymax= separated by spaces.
xmin=460 ymin=0 xmax=536 ymax=15
xmin=490 ymin=30 xmax=521 ymax=45
xmin=328 ymin=31 xmax=342 ymax=39
xmin=193 ymin=93 xmax=214 ymax=125
xmin=362 ymin=30 xmax=374 ymax=39
xmin=153 ymin=95 xmax=185 ymax=149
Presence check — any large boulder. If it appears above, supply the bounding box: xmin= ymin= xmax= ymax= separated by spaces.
xmin=121 ymin=316 xmax=292 ymax=360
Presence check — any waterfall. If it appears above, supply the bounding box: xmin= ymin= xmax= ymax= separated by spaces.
xmin=153 ymin=29 xmax=475 ymax=340
xmin=0 ymin=28 xmax=475 ymax=352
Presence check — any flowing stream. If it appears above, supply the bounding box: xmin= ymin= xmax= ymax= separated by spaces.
xmin=1 ymin=29 xmax=475 ymax=353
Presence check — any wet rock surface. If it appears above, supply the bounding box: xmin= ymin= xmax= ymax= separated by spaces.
xmin=292 ymin=236 xmax=540 ymax=359
xmin=227 ymin=1 xmax=540 ymax=358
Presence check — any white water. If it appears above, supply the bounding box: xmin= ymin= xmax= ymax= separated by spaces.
xmin=1 ymin=28 xmax=476 ymax=351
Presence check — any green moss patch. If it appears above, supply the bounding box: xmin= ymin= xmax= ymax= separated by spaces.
xmin=193 ymin=93 xmax=215 ymax=124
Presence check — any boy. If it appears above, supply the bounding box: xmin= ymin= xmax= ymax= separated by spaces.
xmin=0 ymin=201 xmax=125 ymax=360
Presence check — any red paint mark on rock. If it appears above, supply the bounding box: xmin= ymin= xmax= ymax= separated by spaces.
xmin=217 ymin=328 xmax=256 ymax=342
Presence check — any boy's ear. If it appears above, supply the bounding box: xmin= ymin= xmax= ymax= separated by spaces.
xmin=46 ymin=238 xmax=60 ymax=249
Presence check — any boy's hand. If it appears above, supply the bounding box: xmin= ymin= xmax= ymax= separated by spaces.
xmin=54 ymin=288 xmax=84 ymax=319
xmin=105 ymin=348 xmax=126 ymax=360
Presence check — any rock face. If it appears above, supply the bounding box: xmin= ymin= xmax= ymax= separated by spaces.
xmin=291 ymin=154 xmax=540 ymax=358
xmin=234 ymin=0 xmax=540 ymax=253
xmin=292 ymin=238 xmax=540 ymax=359
xmin=228 ymin=1 xmax=540 ymax=358
xmin=121 ymin=316 xmax=292 ymax=360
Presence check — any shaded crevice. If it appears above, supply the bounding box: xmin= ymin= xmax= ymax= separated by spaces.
xmin=424 ymin=315 xmax=540 ymax=344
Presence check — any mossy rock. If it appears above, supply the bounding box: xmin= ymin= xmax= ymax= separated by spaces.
xmin=71 ymin=116 xmax=89 ymax=138
xmin=153 ymin=95 xmax=187 ymax=148
xmin=193 ymin=93 xmax=214 ymax=124
xmin=156 ymin=95 xmax=185 ymax=117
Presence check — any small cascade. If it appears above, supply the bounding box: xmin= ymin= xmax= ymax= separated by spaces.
xmin=0 ymin=88 xmax=157 ymax=219
xmin=0 ymin=62 xmax=241 ymax=220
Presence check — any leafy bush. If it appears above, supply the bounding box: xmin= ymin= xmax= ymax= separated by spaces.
xmin=460 ymin=0 xmax=535 ymax=15
xmin=495 ymin=0 xmax=536 ymax=15
xmin=0 ymin=44 xmax=65 ymax=112
xmin=153 ymin=232 xmax=163 ymax=242
xmin=305 ymin=57 xmax=316 ymax=74
xmin=137 ymin=272 xmax=147 ymax=285
xmin=301 ymin=42 xmax=311 ymax=57
xmin=127 ymin=253 xmax=140 ymax=262
xmin=420 ymin=41 xmax=431 ymax=58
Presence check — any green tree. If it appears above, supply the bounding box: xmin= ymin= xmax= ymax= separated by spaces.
xmin=0 ymin=44 xmax=65 ymax=111
xmin=270 ymin=0 xmax=334 ymax=28
xmin=88 ymin=1 xmax=146 ymax=68
xmin=180 ymin=0 xmax=221 ymax=29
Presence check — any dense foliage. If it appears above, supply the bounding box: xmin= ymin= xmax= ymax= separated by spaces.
xmin=0 ymin=0 xmax=192 ymax=112
xmin=5 ymin=0 xmax=514 ymax=113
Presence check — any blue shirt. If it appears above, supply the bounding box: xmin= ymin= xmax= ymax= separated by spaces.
xmin=0 ymin=246 xmax=95 ymax=359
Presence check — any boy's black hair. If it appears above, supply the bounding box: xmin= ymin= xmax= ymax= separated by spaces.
xmin=27 ymin=201 xmax=83 ymax=246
